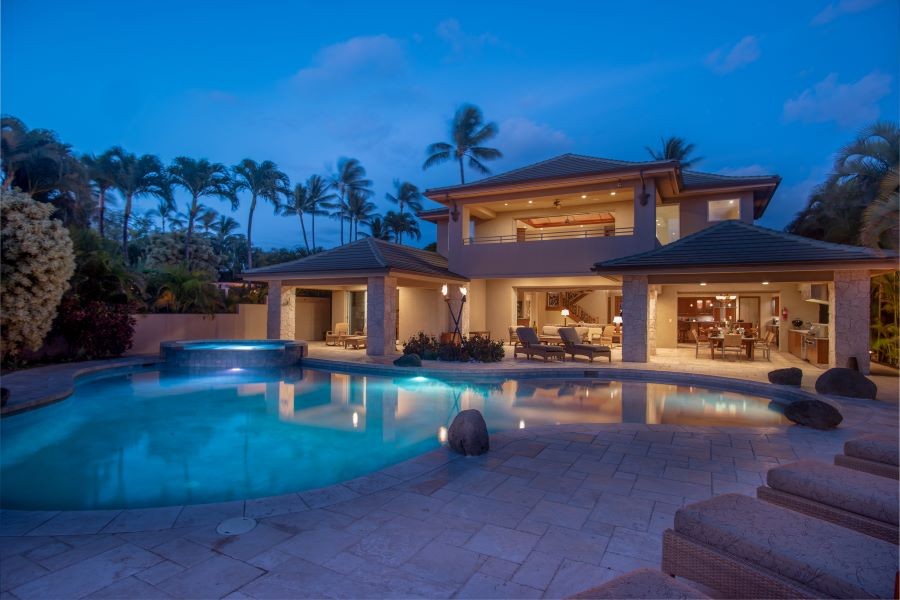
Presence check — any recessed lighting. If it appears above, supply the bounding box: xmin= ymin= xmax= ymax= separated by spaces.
xmin=581 ymin=194 xmax=587 ymax=199
xmin=729 ymin=200 xmax=734 ymax=204
xmin=528 ymin=200 xmax=533 ymax=204
xmin=504 ymin=202 xmax=508 ymax=206
xmin=699 ymin=282 xmax=707 ymax=286
xmin=580 ymin=224 xmax=584 ymax=228
xmin=610 ymin=191 xmax=616 ymax=196
xmin=762 ymin=281 xmax=769 ymax=285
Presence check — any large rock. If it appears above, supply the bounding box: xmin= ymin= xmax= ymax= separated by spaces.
xmin=815 ymin=368 xmax=877 ymax=400
xmin=0 ymin=387 xmax=8 ymax=407
xmin=393 ymin=353 xmax=422 ymax=367
xmin=784 ymin=400 xmax=843 ymax=430
xmin=768 ymin=367 xmax=803 ymax=387
xmin=448 ymin=409 xmax=490 ymax=456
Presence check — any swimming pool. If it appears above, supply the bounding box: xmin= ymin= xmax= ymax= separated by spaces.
xmin=1 ymin=366 xmax=787 ymax=510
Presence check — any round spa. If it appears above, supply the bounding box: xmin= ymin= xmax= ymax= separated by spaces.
xmin=160 ymin=340 xmax=307 ymax=369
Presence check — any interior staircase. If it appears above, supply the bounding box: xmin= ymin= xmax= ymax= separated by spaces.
xmin=561 ymin=290 xmax=599 ymax=324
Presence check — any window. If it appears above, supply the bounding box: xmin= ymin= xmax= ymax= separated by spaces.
xmin=656 ymin=204 xmax=680 ymax=244
xmin=708 ymin=199 xmax=740 ymax=221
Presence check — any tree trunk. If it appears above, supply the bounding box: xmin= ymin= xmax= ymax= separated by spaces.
xmin=2 ymin=169 xmax=14 ymax=190
xmin=311 ymin=213 xmax=316 ymax=250
xmin=458 ymin=157 xmax=465 ymax=184
xmin=299 ymin=211 xmax=309 ymax=252
xmin=184 ymin=195 xmax=198 ymax=267
xmin=339 ymin=192 xmax=344 ymax=245
xmin=246 ymin=194 xmax=257 ymax=270
xmin=122 ymin=193 xmax=133 ymax=259
xmin=98 ymin=188 xmax=106 ymax=238
xmin=398 ymin=201 xmax=404 ymax=245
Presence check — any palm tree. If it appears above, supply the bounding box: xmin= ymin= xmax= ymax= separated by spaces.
xmin=347 ymin=191 xmax=379 ymax=242
xmin=384 ymin=210 xmax=421 ymax=244
xmin=304 ymin=174 xmax=336 ymax=250
xmin=330 ymin=158 xmax=373 ymax=245
xmin=832 ymin=121 xmax=899 ymax=200
xmin=168 ymin=157 xmax=234 ymax=265
xmin=232 ymin=159 xmax=289 ymax=269
xmin=645 ymin=136 xmax=703 ymax=168
xmin=385 ymin=180 xmax=424 ymax=244
xmin=860 ymin=168 xmax=899 ymax=249
xmin=110 ymin=147 xmax=170 ymax=258
xmin=281 ymin=182 xmax=312 ymax=252
xmin=366 ymin=216 xmax=392 ymax=241
xmin=82 ymin=149 xmax=120 ymax=238
xmin=198 ymin=206 xmax=219 ymax=234
xmin=1 ymin=116 xmax=66 ymax=190
xmin=423 ymin=104 xmax=502 ymax=184
xmin=149 ymin=198 xmax=176 ymax=232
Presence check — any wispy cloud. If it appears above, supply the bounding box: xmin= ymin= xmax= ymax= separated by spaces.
xmin=705 ymin=36 xmax=761 ymax=74
xmin=811 ymin=0 xmax=883 ymax=25
xmin=783 ymin=71 xmax=892 ymax=128
xmin=294 ymin=35 xmax=406 ymax=84
xmin=435 ymin=19 xmax=499 ymax=59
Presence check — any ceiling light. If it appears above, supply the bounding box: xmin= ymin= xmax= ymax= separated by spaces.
xmin=762 ymin=281 xmax=769 ymax=285
xmin=504 ymin=202 xmax=508 ymax=206
xmin=610 ymin=191 xmax=616 ymax=196
xmin=729 ymin=200 xmax=734 ymax=204
xmin=699 ymin=282 xmax=707 ymax=286
xmin=581 ymin=194 xmax=587 ymax=199
xmin=528 ymin=200 xmax=533 ymax=204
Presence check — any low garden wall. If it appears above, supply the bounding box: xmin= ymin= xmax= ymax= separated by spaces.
xmin=127 ymin=304 xmax=267 ymax=355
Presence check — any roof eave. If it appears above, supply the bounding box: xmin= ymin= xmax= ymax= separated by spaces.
xmin=592 ymin=258 xmax=898 ymax=275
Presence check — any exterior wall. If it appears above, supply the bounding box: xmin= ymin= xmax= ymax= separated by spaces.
xmin=331 ymin=291 xmax=348 ymax=329
xmin=655 ymin=286 xmax=677 ymax=348
xmin=677 ymin=191 xmax=754 ymax=237
xmin=468 ymin=279 xmax=487 ymax=331
xmin=777 ymin=284 xmax=820 ymax=352
xmin=830 ymin=270 xmax=871 ymax=373
xmin=621 ymin=275 xmax=650 ymax=362
xmin=632 ymin=180 xmax=657 ymax=245
xmin=398 ymin=288 xmax=444 ymax=341
xmin=435 ymin=220 xmax=449 ymax=257
xmin=295 ymin=296 xmax=331 ymax=341
xmin=128 ymin=304 xmax=267 ymax=355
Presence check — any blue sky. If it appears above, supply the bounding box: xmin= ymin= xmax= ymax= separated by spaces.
xmin=3 ymin=0 xmax=898 ymax=249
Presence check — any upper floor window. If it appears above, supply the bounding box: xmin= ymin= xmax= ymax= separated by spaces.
xmin=656 ymin=204 xmax=680 ymax=245
xmin=708 ymin=199 xmax=740 ymax=221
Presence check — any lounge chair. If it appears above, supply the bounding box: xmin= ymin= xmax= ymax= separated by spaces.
xmin=662 ymin=493 xmax=898 ymax=599
xmin=558 ymin=327 xmax=611 ymax=362
xmin=325 ymin=322 xmax=349 ymax=346
xmin=757 ymin=460 xmax=898 ymax=544
xmin=514 ymin=327 xmax=565 ymax=361
xmin=834 ymin=434 xmax=899 ymax=480
xmin=568 ymin=568 xmax=709 ymax=599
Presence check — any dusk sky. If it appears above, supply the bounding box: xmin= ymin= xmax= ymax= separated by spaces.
xmin=3 ymin=0 xmax=898 ymax=249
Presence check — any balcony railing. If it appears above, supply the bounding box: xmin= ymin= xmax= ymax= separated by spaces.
xmin=463 ymin=226 xmax=634 ymax=245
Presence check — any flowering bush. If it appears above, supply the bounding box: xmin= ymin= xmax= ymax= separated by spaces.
xmin=1 ymin=189 xmax=74 ymax=358
xmin=54 ymin=297 xmax=136 ymax=359
xmin=402 ymin=332 xmax=505 ymax=363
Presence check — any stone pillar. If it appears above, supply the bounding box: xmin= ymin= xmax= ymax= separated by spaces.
xmin=266 ymin=281 xmax=295 ymax=340
xmin=366 ymin=276 xmax=398 ymax=356
xmin=621 ymin=275 xmax=650 ymax=362
xmin=446 ymin=285 xmax=470 ymax=337
xmin=830 ymin=270 xmax=871 ymax=374
xmin=648 ymin=285 xmax=660 ymax=356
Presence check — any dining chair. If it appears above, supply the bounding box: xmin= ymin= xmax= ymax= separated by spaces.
xmin=722 ymin=333 xmax=744 ymax=360
xmin=754 ymin=330 xmax=774 ymax=361
xmin=689 ymin=328 xmax=704 ymax=358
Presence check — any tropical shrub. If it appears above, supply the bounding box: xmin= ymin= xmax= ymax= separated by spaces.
xmin=1 ymin=189 xmax=74 ymax=358
xmin=146 ymin=266 xmax=225 ymax=314
xmin=144 ymin=231 xmax=220 ymax=277
xmin=54 ymin=297 xmax=136 ymax=359
xmin=401 ymin=332 xmax=504 ymax=362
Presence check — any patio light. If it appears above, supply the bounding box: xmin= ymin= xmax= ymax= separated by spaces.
xmin=442 ymin=284 xmax=467 ymax=340
xmin=441 ymin=284 xmax=448 ymax=296
xmin=561 ymin=308 xmax=570 ymax=326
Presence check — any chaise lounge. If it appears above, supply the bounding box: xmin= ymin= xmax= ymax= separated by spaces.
xmin=558 ymin=327 xmax=612 ymax=362
xmin=757 ymin=459 xmax=899 ymax=544
xmin=514 ymin=327 xmax=565 ymax=361
xmin=834 ymin=434 xmax=899 ymax=480
xmin=662 ymin=493 xmax=898 ymax=599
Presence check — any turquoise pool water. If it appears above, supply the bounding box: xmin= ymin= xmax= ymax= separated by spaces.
xmin=179 ymin=342 xmax=287 ymax=351
xmin=1 ymin=367 xmax=786 ymax=510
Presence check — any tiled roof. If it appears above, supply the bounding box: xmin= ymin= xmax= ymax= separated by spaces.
xmin=243 ymin=238 xmax=466 ymax=280
xmin=681 ymin=170 xmax=780 ymax=189
xmin=594 ymin=220 xmax=896 ymax=271
xmin=417 ymin=207 xmax=450 ymax=220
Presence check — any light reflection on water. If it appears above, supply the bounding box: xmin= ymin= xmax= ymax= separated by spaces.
xmin=1 ymin=367 xmax=786 ymax=510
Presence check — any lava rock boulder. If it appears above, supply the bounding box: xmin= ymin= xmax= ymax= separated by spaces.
xmin=784 ymin=400 xmax=843 ymax=430
xmin=448 ymin=409 xmax=490 ymax=456
xmin=814 ymin=368 xmax=877 ymax=400
xmin=393 ymin=353 xmax=422 ymax=367
xmin=768 ymin=367 xmax=803 ymax=387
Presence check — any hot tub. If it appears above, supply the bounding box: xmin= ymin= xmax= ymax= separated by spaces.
xmin=160 ymin=340 xmax=307 ymax=369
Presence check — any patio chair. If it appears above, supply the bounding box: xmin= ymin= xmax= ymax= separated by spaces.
xmin=754 ymin=330 xmax=774 ymax=361
xmin=558 ymin=327 xmax=611 ymax=362
xmin=325 ymin=322 xmax=349 ymax=346
xmin=756 ymin=460 xmax=898 ymax=544
xmin=834 ymin=434 xmax=899 ymax=480
xmin=662 ymin=493 xmax=898 ymax=599
xmin=721 ymin=333 xmax=743 ymax=360
xmin=514 ymin=327 xmax=565 ymax=361
xmin=689 ymin=328 xmax=704 ymax=358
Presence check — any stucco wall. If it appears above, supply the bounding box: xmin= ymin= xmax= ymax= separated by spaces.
xmin=128 ymin=304 xmax=267 ymax=355
xmin=398 ymin=288 xmax=444 ymax=341
xmin=331 ymin=291 xmax=348 ymax=329
xmin=655 ymin=286 xmax=677 ymax=348
xmin=295 ymin=297 xmax=331 ymax=341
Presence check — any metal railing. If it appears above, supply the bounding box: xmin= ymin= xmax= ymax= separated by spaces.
xmin=463 ymin=226 xmax=634 ymax=245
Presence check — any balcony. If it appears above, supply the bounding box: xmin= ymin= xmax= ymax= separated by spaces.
xmin=464 ymin=226 xmax=634 ymax=245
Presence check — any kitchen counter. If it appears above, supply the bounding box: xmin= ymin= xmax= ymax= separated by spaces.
xmin=788 ymin=329 xmax=829 ymax=364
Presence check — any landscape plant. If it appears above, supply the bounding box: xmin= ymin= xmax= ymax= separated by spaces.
xmin=402 ymin=332 xmax=504 ymax=363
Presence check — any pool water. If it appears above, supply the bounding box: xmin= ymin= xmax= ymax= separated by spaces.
xmin=179 ymin=342 xmax=287 ymax=351
xmin=1 ymin=367 xmax=786 ymax=510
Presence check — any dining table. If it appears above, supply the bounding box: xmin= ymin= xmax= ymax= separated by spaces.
xmin=706 ymin=335 xmax=758 ymax=360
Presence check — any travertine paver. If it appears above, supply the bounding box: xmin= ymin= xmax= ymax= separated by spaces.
xmin=3 ymin=406 xmax=897 ymax=599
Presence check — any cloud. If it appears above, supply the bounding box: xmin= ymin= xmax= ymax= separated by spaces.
xmin=811 ymin=0 xmax=883 ymax=25
xmin=716 ymin=165 xmax=772 ymax=177
xmin=783 ymin=71 xmax=892 ymax=128
xmin=494 ymin=118 xmax=572 ymax=164
xmin=435 ymin=19 xmax=499 ymax=58
xmin=705 ymin=36 xmax=761 ymax=74
xmin=294 ymin=35 xmax=406 ymax=84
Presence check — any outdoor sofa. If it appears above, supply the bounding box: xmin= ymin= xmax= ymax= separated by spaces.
xmin=558 ymin=327 xmax=612 ymax=362
xmin=662 ymin=493 xmax=898 ymax=599
xmin=834 ymin=434 xmax=899 ymax=480
xmin=757 ymin=459 xmax=898 ymax=544
xmin=514 ymin=327 xmax=565 ymax=361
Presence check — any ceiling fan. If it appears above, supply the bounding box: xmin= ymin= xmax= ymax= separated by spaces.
xmin=552 ymin=199 xmax=561 ymax=209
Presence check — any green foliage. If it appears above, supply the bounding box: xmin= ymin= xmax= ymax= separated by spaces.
xmin=143 ymin=231 xmax=220 ymax=277
xmin=1 ymin=189 xmax=75 ymax=358
xmin=402 ymin=332 xmax=505 ymax=363
xmin=871 ymin=272 xmax=899 ymax=368
xmin=645 ymin=136 xmax=703 ymax=168
xmin=147 ymin=266 xmax=225 ymax=314
xmin=423 ymin=104 xmax=502 ymax=184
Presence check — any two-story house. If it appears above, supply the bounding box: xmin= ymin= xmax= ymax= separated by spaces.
xmin=246 ymin=153 xmax=894 ymax=374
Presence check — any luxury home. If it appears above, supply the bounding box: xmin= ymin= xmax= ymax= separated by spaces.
xmin=244 ymin=153 xmax=895 ymax=374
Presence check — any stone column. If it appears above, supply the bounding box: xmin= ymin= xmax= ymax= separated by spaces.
xmin=621 ymin=274 xmax=649 ymax=362
xmin=648 ymin=285 xmax=660 ymax=356
xmin=366 ymin=276 xmax=398 ymax=356
xmin=446 ymin=285 xmax=470 ymax=337
xmin=830 ymin=270 xmax=871 ymax=374
xmin=266 ymin=281 xmax=295 ymax=340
